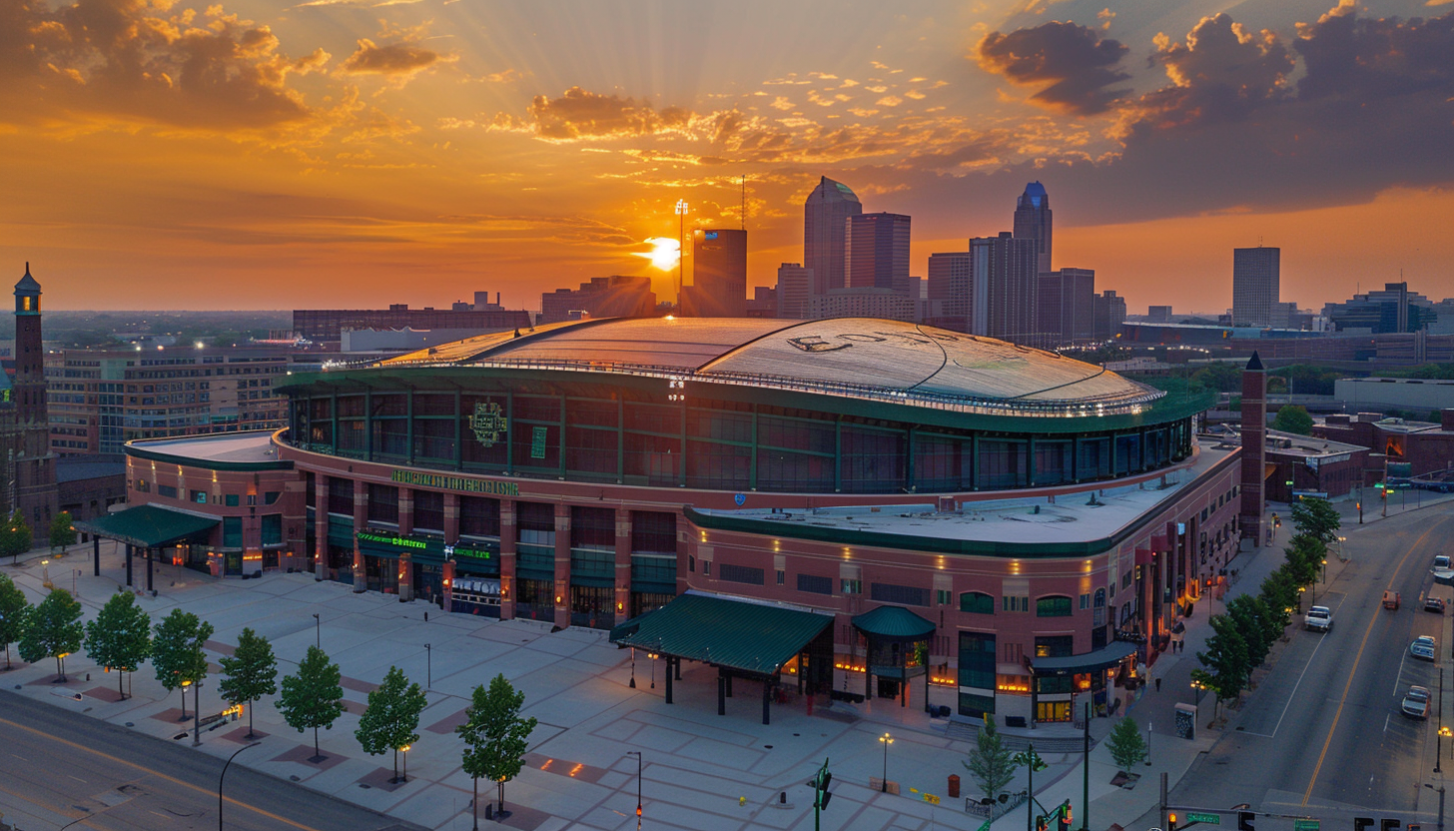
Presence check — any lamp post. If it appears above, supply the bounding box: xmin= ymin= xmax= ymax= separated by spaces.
xmin=400 ymin=744 xmax=411 ymax=783
xmin=1145 ymin=722 xmax=1152 ymax=766
xmin=1012 ymin=745 xmax=1048 ymax=831
xmin=424 ymin=644 xmax=431 ymax=689
xmin=1297 ymin=585 xmax=1306 ymax=614
xmin=192 ymin=680 xmax=204 ymax=747
xmin=649 ymin=651 xmax=657 ymax=689
xmin=630 ymin=647 xmax=636 ymax=689
xmin=42 ymin=558 xmax=51 ymax=589
xmin=1425 ymin=783 xmax=1446 ymax=831
xmin=879 ymin=733 xmax=893 ymax=791
xmin=219 ymin=741 xmax=261 ymax=830
xmin=626 ymin=750 xmax=642 ymax=830
xmin=1439 ymin=727 xmax=1451 ymax=775
xmin=312 ymin=613 xmax=320 ymax=648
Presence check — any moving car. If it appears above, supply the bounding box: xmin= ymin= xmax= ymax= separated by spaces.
xmin=1403 ymin=685 xmax=1432 ymax=719
xmin=1411 ymin=636 xmax=1437 ymax=661
xmin=1426 ymin=596 xmax=1447 ymax=614
xmin=1385 ymin=591 xmax=1402 ymax=610
xmin=1305 ymin=606 xmax=1333 ymax=632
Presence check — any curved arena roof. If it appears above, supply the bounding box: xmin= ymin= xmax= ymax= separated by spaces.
xmin=377 ymin=317 xmax=1164 ymax=417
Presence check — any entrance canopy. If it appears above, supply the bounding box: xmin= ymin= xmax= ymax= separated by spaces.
xmin=1029 ymin=640 xmax=1138 ymax=676
xmin=610 ymin=592 xmax=832 ymax=677
xmin=75 ymin=504 xmax=218 ymax=549
xmin=851 ymin=605 xmax=936 ymax=641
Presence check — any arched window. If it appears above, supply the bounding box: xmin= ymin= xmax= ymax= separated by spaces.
xmin=1035 ymin=595 xmax=1073 ymax=617
xmin=959 ymin=591 xmax=995 ymax=614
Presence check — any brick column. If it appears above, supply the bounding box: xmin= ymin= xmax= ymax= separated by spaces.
xmin=615 ymin=508 xmax=632 ymax=625
xmin=1239 ymin=352 xmax=1267 ymax=546
xmin=314 ymin=475 xmax=328 ymax=581
xmin=499 ymin=500 xmax=516 ymax=620
xmin=398 ymin=488 xmax=414 ymax=535
xmin=352 ymin=480 xmax=367 ymax=591
xmin=555 ymin=503 xmax=571 ymax=630
xmin=397 ymin=488 xmax=414 ymax=602
xmin=443 ymin=493 xmax=460 ymax=543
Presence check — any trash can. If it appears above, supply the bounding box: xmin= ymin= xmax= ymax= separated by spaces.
xmin=948 ymin=774 xmax=960 ymax=799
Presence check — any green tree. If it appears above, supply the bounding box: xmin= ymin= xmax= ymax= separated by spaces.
xmin=1197 ymin=615 xmax=1250 ymax=708
xmin=457 ymin=674 xmax=538 ymax=820
xmin=49 ymin=512 xmax=77 ymax=555
xmin=1226 ymin=596 xmax=1269 ymax=669
xmin=1272 ymin=405 xmax=1314 ymax=435
xmin=18 ymin=589 xmax=84 ymax=681
xmin=1260 ymin=567 xmax=1299 ymax=629
xmin=963 ymin=713 xmax=1019 ymax=802
xmin=1290 ymin=498 xmax=1341 ymax=545
xmin=355 ymin=666 xmax=428 ymax=782
xmin=1106 ymin=716 xmax=1147 ymax=771
xmin=84 ymin=590 xmax=152 ymax=699
xmin=0 ymin=573 xmax=33 ymax=670
xmin=1285 ymin=534 xmax=1327 ymax=587
xmin=218 ymin=628 xmax=278 ymax=739
xmin=0 ymin=510 xmax=34 ymax=565
xmin=1190 ymin=363 xmax=1243 ymax=393
xmin=278 ymin=645 xmax=346 ymax=762
xmin=1190 ymin=668 xmax=1221 ymax=718
xmin=152 ymin=609 xmax=213 ymax=718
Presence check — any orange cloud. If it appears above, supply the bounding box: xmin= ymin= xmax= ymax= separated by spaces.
xmin=341 ymin=38 xmax=452 ymax=78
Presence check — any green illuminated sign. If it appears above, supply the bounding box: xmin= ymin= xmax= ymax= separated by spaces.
xmin=531 ymin=426 xmax=548 ymax=459
xmin=445 ymin=544 xmax=493 ymax=561
xmin=1293 ymin=821 xmax=1319 ymax=831
xmin=357 ymin=530 xmax=427 ymax=549
xmin=1187 ymin=813 xmax=1221 ymax=825
xmin=390 ymin=470 xmax=519 ymax=497
xmin=469 ymin=401 xmax=507 ymax=448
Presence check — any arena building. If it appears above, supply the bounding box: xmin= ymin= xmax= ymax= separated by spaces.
xmin=103 ymin=317 xmax=1245 ymax=727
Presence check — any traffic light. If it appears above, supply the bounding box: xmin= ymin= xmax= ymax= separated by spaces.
xmin=1037 ymin=815 xmax=1048 ymax=831
xmin=1057 ymin=801 xmax=1072 ymax=831
xmin=1238 ymin=811 xmax=1256 ymax=831
xmin=809 ymin=762 xmax=834 ymax=812
xmin=1169 ymin=812 xmax=1179 ymax=831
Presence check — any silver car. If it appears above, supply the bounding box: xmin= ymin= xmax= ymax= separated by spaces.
xmin=1411 ymin=636 xmax=1437 ymax=661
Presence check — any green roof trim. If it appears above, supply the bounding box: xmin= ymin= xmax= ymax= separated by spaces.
xmin=74 ymin=504 xmax=219 ymax=549
xmin=852 ymin=605 xmax=936 ymax=641
xmin=609 ymin=592 xmax=832 ymax=677
xmin=682 ymin=449 xmax=1241 ymax=559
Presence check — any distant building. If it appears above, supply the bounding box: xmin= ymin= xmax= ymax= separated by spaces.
xmin=775 ymin=264 xmax=813 ymax=319
xmin=846 ymin=213 xmax=911 ymax=295
xmin=746 ymin=286 xmax=777 ymax=318
xmin=1094 ymin=290 xmax=1128 ymax=341
xmin=1322 ymin=282 xmax=1435 ymax=334
xmin=972 ymin=232 xmax=1039 ymax=344
xmin=1232 ymin=247 xmax=1280 ymax=328
xmin=47 ymin=344 xmax=300 ymax=456
xmin=340 ymin=327 xmax=517 ymax=353
xmin=927 ymin=252 xmax=975 ymax=333
xmin=1147 ymin=305 xmax=1172 ymax=324
xmin=294 ymin=304 xmax=530 ymax=343
xmin=683 ymin=229 xmax=747 ymax=317
xmin=807 ymin=287 xmax=916 ymax=322
xmin=1039 ymin=268 xmax=1097 ymax=345
xmin=539 ymin=276 xmax=657 ymax=325
xmin=803 ymin=177 xmax=862 ymax=295
xmin=1012 ymin=182 xmax=1053 ymax=276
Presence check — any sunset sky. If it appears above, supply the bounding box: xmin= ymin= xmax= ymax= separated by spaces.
xmin=1 ymin=0 xmax=1451 ymax=314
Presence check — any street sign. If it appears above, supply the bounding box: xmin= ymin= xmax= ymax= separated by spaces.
xmin=1187 ymin=813 xmax=1221 ymax=824
xmin=1294 ymin=822 xmax=1320 ymax=831
xmin=977 ymin=821 xmax=991 ymax=831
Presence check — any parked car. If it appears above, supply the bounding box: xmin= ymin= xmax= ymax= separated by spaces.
xmin=1435 ymin=555 xmax=1451 ymax=570
xmin=1403 ymin=685 xmax=1432 ymax=718
xmin=1426 ymin=597 xmax=1447 ymax=614
xmin=1411 ymin=636 xmax=1438 ymax=661
xmin=1305 ymin=606 xmax=1333 ymax=632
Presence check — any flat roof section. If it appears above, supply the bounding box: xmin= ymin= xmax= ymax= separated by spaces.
xmin=687 ymin=444 xmax=1238 ymax=557
xmin=610 ymin=591 xmax=832 ymax=677
xmin=126 ymin=431 xmax=292 ymax=470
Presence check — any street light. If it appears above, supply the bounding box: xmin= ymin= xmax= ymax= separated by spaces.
xmin=1145 ymin=722 xmax=1153 ymax=766
xmin=630 ymin=647 xmax=636 ymax=689
xmin=1297 ymin=585 xmax=1306 ymax=614
xmin=400 ymin=744 xmax=411 ymax=783
xmin=1190 ymin=680 xmax=1205 ymax=707
xmin=219 ymin=741 xmax=261 ymax=830
xmin=626 ymin=750 xmax=643 ymax=830
xmin=878 ymin=733 xmax=893 ymax=792
xmin=42 ymin=558 xmax=51 ymax=589
xmin=1439 ymin=727 xmax=1452 ymax=774
xmin=424 ymin=644 xmax=431 ymax=689
xmin=189 ymin=680 xmax=204 ymax=747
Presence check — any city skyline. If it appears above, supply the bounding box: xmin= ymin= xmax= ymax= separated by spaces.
xmin=1 ymin=0 xmax=1450 ymax=311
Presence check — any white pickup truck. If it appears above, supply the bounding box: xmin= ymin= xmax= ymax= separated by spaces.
xmin=1305 ymin=605 xmax=1333 ymax=632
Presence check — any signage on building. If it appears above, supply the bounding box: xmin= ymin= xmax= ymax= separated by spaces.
xmin=445 ymin=543 xmax=494 ymax=561
xmin=390 ymin=470 xmax=520 ymax=497
xmin=469 ymin=401 xmax=508 ymax=448
xmin=705 ymin=231 xmax=718 ymax=240
xmin=357 ymin=530 xmax=428 ymax=549
xmin=531 ymin=426 xmax=548 ymax=459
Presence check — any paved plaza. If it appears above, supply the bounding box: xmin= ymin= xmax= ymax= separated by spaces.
xmin=3 ymin=496 xmax=1413 ymax=831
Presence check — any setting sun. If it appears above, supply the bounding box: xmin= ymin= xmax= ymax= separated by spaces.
xmin=634 ymin=237 xmax=681 ymax=271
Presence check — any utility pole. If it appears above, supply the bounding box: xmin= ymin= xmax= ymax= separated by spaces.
xmin=1081 ymin=702 xmax=1090 ymax=831
xmin=1160 ymin=772 xmax=1169 ymax=831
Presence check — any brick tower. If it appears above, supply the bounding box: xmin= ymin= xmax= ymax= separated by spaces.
xmin=1238 ymin=351 xmax=1266 ymax=546
xmin=11 ymin=263 xmax=58 ymax=528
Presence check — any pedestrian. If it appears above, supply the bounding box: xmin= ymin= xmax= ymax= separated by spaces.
xmin=1155 ymin=676 xmax=1162 ymax=692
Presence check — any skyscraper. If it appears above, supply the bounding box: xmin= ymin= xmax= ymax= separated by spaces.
xmin=927 ymin=251 xmax=975 ymax=333
xmin=775 ymin=263 xmax=813 ymax=319
xmin=803 ymin=176 xmax=862 ymax=295
xmin=685 ymin=228 xmax=747 ymax=317
xmin=1093 ymin=290 xmax=1127 ymax=341
xmin=1232 ymin=247 xmax=1280 ymax=328
xmin=1013 ymin=182 xmax=1053 ymax=276
xmin=972 ymin=232 xmax=1039 ymax=343
xmin=845 ymin=212 xmax=911 ymax=294
xmin=1038 ymin=268 xmax=1096 ymax=346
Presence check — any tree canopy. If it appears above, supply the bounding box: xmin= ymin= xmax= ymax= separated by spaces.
xmin=0 ymin=573 xmax=33 ymax=670
xmin=218 ymin=628 xmax=278 ymax=738
xmin=964 ymin=713 xmax=1019 ymax=802
xmin=49 ymin=512 xmax=77 ymax=554
xmin=278 ymin=645 xmax=346 ymax=761
xmin=458 ymin=674 xmax=538 ymax=815
xmin=1272 ymin=405 xmax=1314 ymax=435
xmin=85 ymin=590 xmax=152 ymax=699
xmin=0 ymin=510 xmax=34 ymax=564
xmin=18 ymin=589 xmax=84 ymax=681
xmin=355 ymin=665 xmax=428 ymax=782
xmin=152 ymin=609 xmax=213 ymax=717
xmin=1106 ymin=716 xmax=1147 ymax=771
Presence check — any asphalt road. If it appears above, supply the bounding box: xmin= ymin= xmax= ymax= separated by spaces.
xmin=0 ymin=692 xmax=420 ymax=831
xmin=1171 ymin=504 xmax=1454 ymax=823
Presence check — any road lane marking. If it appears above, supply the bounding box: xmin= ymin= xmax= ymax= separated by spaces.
xmin=0 ymin=714 xmax=321 ymax=831
xmin=1384 ymin=714 xmax=1391 ymax=733
xmin=1302 ymin=521 xmax=1443 ymax=806
xmin=1268 ymin=591 xmax=1350 ymax=739
xmin=1394 ymin=649 xmax=1411 ymax=695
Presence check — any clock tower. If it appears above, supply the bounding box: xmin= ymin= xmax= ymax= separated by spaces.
xmin=10 ymin=263 xmax=58 ymax=527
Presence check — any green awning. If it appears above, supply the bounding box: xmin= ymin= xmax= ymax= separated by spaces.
xmin=609 ymin=592 xmax=832 ymax=677
xmin=75 ymin=505 xmax=218 ymax=549
xmin=852 ymin=605 xmax=936 ymax=641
